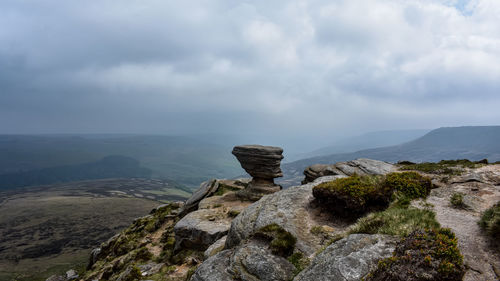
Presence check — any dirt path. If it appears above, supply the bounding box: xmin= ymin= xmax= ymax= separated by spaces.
xmin=423 ymin=165 xmax=500 ymax=281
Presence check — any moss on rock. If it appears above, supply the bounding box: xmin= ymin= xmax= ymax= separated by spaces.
xmin=364 ymin=228 xmax=465 ymax=281
xmin=255 ymin=223 xmax=297 ymax=257
xmin=312 ymin=174 xmax=391 ymax=216
xmin=384 ymin=172 xmax=432 ymax=200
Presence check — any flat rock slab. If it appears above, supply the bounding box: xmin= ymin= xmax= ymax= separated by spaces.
xmin=294 ymin=234 xmax=398 ymax=281
xmin=303 ymin=159 xmax=395 ymax=184
xmin=174 ymin=208 xmax=231 ymax=251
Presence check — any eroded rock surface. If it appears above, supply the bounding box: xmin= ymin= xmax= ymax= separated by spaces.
xmin=226 ymin=176 xmax=349 ymax=256
xmin=191 ymin=242 xmax=295 ymax=281
xmin=302 ymin=159 xmax=395 ymax=184
xmin=294 ymin=234 xmax=398 ymax=281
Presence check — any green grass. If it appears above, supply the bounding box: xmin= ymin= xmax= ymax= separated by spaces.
xmin=479 ymin=201 xmax=500 ymax=240
xmin=256 ymin=224 xmax=297 ymax=257
xmin=350 ymin=207 xmax=440 ymax=237
xmin=213 ymin=182 xmax=241 ymax=196
xmin=398 ymin=159 xmax=488 ymax=175
xmin=312 ymin=174 xmax=391 ymax=216
xmin=287 ymin=252 xmax=310 ymax=277
xmin=450 ymin=193 xmax=467 ymax=209
xmin=364 ymin=228 xmax=464 ymax=281
xmin=313 ymin=172 xmax=432 ymax=217
xmin=384 ymin=172 xmax=432 ymax=199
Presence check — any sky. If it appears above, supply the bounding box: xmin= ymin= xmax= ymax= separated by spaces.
xmin=1 ymin=0 xmax=500 ymax=150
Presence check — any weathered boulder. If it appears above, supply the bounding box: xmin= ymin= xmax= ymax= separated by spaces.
xmin=294 ymin=234 xmax=398 ymax=281
xmin=174 ymin=208 xmax=231 ymax=251
xmin=180 ymin=179 xmax=219 ymax=216
xmin=232 ymin=145 xmax=285 ymax=200
xmin=302 ymin=159 xmax=395 ymax=184
xmin=204 ymin=235 xmax=227 ymax=259
xmin=225 ymin=176 xmax=348 ymax=256
xmin=191 ymin=242 xmax=296 ymax=281
xmin=229 ymin=243 xmax=296 ymax=281
xmin=190 ymin=250 xmax=234 ymax=281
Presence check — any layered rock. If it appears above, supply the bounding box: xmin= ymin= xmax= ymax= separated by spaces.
xmin=232 ymin=145 xmax=284 ymax=200
xmin=302 ymin=158 xmax=395 ymax=184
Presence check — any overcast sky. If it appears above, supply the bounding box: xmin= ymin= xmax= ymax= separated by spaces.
xmin=1 ymin=0 xmax=500 ymax=149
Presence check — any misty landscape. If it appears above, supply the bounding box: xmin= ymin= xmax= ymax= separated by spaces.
xmin=1 ymin=1 xmax=500 ymax=281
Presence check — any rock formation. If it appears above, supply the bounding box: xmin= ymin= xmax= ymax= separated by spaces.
xmin=232 ymin=145 xmax=284 ymax=200
xmin=225 ymin=176 xmax=348 ymax=256
xmin=302 ymin=158 xmax=395 ymax=184
xmin=74 ymin=157 xmax=500 ymax=281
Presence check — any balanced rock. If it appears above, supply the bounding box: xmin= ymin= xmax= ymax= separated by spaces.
xmin=232 ymin=145 xmax=284 ymax=200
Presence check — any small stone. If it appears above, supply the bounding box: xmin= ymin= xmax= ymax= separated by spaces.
xmin=204 ymin=235 xmax=227 ymax=259
xmin=66 ymin=269 xmax=79 ymax=280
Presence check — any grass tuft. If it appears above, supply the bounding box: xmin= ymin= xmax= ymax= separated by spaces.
xmin=398 ymin=159 xmax=488 ymax=175
xmin=479 ymin=201 xmax=500 ymax=240
xmin=350 ymin=207 xmax=440 ymax=237
xmin=312 ymin=174 xmax=391 ymax=216
xmin=256 ymin=223 xmax=297 ymax=257
xmin=450 ymin=193 xmax=467 ymax=209
xmin=364 ymin=228 xmax=464 ymax=281
xmin=287 ymin=252 xmax=310 ymax=277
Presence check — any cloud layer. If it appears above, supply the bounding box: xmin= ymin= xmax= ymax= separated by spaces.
xmin=1 ymin=0 xmax=500 ymax=146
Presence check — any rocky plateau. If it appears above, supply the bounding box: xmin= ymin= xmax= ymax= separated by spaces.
xmin=46 ymin=147 xmax=500 ymax=281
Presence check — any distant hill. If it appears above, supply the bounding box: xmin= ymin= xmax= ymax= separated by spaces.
xmin=280 ymin=126 xmax=500 ymax=186
xmin=287 ymin=129 xmax=430 ymax=161
xmin=0 ymin=135 xmax=243 ymax=187
xmin=0 ymin=155 xmax=152 ymax=190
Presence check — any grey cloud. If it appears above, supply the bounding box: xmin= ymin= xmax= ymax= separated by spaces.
xmin=0 ymin=0 xmax=500 ymax=151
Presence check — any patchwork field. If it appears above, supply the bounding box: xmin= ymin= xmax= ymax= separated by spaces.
xmin=0 ymin=178 xmax=192 ymax=280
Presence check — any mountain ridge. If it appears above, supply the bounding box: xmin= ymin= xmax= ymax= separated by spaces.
xmin=279 ymin=126 xmax=500 ymax=186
